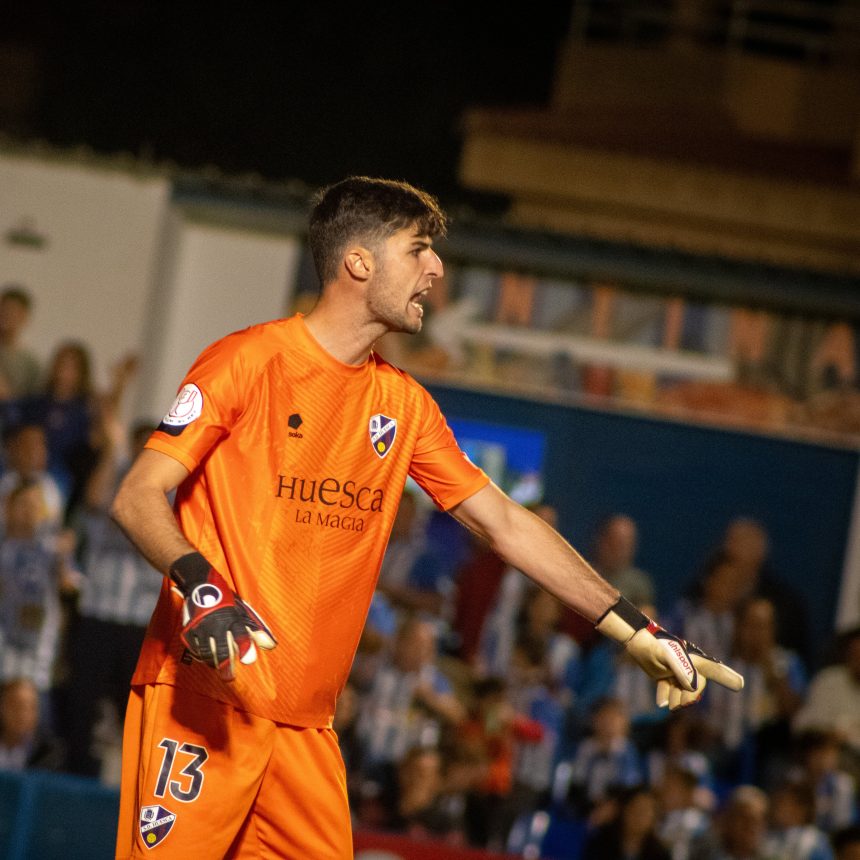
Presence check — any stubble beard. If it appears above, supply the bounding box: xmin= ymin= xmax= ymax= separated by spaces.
xmin=368 ymin=268 xmax=422 ymax=336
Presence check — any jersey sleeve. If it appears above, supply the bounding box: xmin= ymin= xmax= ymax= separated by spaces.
xmin=408 ymin=384 xmax=489 ymax=511
xmin=145 ymin=332 xmax=251 ymax=474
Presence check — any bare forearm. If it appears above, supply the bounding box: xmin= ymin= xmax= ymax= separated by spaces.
xmin=86 ymin=443 xmax=122 ymax=510
xmin=111 ymin=481 xmax=194 ymax=574
xmin=492 ymin=506 xmax=619 ymax=623
xmin=452 ymin=484 xmax=619 ymax=623
xmin=377 ymin=582 xmax=445 ymax=615
xmin=415 ymin=687 xmax=466 ymax=725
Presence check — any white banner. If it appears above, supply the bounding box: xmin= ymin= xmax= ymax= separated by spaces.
xmin=837 ymin=459 xmax=860 ymax=631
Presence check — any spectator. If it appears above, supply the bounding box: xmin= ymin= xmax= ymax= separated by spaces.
xmin=583 ymin=785 xmax=672 ymax=860
xmin=563 ymin=697 xmax=643 ymax=813
xmin=647 ymin=712 xmax=714 ymax=803
xmin=506 ymin=632 xmax=569 ymax=813
xmin=0 ymin=677 xmax=64 ymax=771
xmin=0 ymin=285 xmax=40 ymax=400
xmin=451 ymin=530 xmax=506 ymax=664
xmin=377 ymin=490 xmax=451 ymax=622
xmin=703 ymin=596 xmax=806 ymax=785
xmin=333 ymin=681 xmax=364 ymax=811
xmin=0 ymin=481 xmax=79 ymax=701
xmin=350 ymin=590 xmax=399 ymax=693
xmin=64 ymin=418 xmax=162 ymax=777
xmin=721 ymin=517 xmax=810 ymax=664
xmin=0 ymin=423 xmax=64 ymax=527
xmin=765 ymin=777 xmax=835 ymax=860
xmin=794 ymin=627 xmax=860 ymax=764
xmin=12 ymin=341 xmax=98 ymax=506
xmin=711 ymin=785 xmax=771 ymax=860
xmin=795 ymin=731 xmax=858 ymax=834
xmin=355 ymin=616 xmax=465 ymax=797
xmin=565 ymin=513 xmax=656 ymax=649
xmin=593 ymin=514 xmax=656 ymax=609
xmin=390 ymin=746 xmax=466 ymax=844
xmin=480 ymin=584 xmax=579 ymax=688
xmin=440 ymin=742 xmax=487 ymax=846
xmin=657 ymin=762 xmax=714 ymax=860
xmin=574 ymin=604 xmax=671 ymax=749
xmin=458 ymin=674 xmax=545 ymax=848
xmin=478 ymin=504 xmax=561 ymax=673
xmin=674 ymin=551 xmax=745 ymax=663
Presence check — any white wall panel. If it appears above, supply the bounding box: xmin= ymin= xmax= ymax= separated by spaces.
xmin=137 ymin=218 xmax=299 ymax=421
xmin=0 ymin=154 xmax=170 ymax=391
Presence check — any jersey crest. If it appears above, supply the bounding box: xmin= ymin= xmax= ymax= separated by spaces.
xmin=369 ymin=413 xmax=397 ymax=459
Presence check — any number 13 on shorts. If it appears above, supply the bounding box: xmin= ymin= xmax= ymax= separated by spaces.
xmin=154 ymin=738 xmax=208 ymax=802
xmin=138 ymin=738 xmax=209 ymax=850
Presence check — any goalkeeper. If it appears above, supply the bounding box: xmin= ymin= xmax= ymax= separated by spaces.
xmin=111 ymin=176 xmax=742 ymax=860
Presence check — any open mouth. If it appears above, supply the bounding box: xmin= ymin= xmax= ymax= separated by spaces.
xmin=410 ymin=288 xmax=429 ymax=314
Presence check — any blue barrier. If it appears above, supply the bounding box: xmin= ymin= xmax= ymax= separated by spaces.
xmin=0 ymin=770 xmax=119 ymax=860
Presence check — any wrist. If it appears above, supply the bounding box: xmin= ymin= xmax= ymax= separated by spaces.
xmin=595 ymin=595 xmax=650 ymax=645
xmin=168 ymin=551 xmax=212 ymax=594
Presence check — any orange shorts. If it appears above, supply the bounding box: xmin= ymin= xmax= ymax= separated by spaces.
xmin=116 ymin=683 xmax=352 ymax=859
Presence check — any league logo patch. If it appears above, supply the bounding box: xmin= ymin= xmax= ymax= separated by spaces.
xmin=139 ymin=804 xmax=176 ymax=849
xmin=369 ymin=414 xmax=397 ymax=459
xmin=158 ymin=383 xmax=203 ymax=437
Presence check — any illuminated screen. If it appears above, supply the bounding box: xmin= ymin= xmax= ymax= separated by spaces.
xmin=447 ymin=417 xmax=546 ymax=505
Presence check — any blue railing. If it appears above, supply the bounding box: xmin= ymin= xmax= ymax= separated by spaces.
xmin=0 ymin=770 xmax=119 ymax=860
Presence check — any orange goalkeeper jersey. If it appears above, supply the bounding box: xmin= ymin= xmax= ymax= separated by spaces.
xmin=133 ymin=314 xmax=488 ymax=727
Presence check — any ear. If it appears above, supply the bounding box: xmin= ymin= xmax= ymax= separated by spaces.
xmin=344 ymin=246 xmax=374 ymax=282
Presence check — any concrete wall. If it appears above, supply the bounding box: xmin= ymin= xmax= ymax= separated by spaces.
xmin=0 ymin=153 xmax=301 ymax=421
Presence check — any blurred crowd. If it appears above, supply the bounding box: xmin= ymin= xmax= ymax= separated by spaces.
xmin=0 ymin=282 xmax=160 ymax=779
xmin=333 ymin=499 xmax=860 ymax=860
xmin=0 ymin=281 xmax=859 ymax=860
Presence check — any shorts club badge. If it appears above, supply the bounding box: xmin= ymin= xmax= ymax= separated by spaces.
xmin=139 ymin=804 xmax=176 ymax=849
xmin=369 ymin=414 xmax=397 ymax=459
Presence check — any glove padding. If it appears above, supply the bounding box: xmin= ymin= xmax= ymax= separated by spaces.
xmin=596 ymin=596 xmax=744 ymax=710
xmin=170 ymin=552 xmax=276 ymax=681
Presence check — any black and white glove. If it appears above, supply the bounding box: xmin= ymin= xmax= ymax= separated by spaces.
xmin=596 ymin=596 xmax=744 ymax=709
xmin=169 ymin=552 xmax=277 ymax=681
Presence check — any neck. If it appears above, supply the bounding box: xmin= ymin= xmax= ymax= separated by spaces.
xmin=303 ymin=295 xmax=386 ymax=366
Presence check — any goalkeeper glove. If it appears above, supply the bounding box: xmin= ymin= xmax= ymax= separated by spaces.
xmin=169 ymin=551 xmax=277 ymax=681
xmin=596 ymin=596 xmax=744 ymax=710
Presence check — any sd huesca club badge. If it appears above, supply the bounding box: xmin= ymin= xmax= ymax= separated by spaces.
xmin=139 ymin=804 xmax=176 ymax=849
xmin=369 ymin=413 xmax=397 ymax=459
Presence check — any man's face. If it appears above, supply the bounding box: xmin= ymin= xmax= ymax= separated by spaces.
xmin=394 ymin=622 xmax=435 ymax=672
xmin=596 ymin=516 xmax=637 ymax=573
xmin=365 ymin=226 xmax=443 ymax=335
xmin=724 ymin=520 xmax=768 ymax=568
xmin=9 ymin=427 xmax=47 ymax=474
xmin=594 ymin=703 xmax=628 ymax=744
xmin=1 ymin=682 xmax=39 ymax=743
xmin=6 ymin=486 xmax=45 ymax=535
xmin=736 ymin=598 xmax=776 ymax=657
xmin=0 ymin=297 xmax=29 ymax=339
xmin=724 ymin=799 xmax=767 ymax=854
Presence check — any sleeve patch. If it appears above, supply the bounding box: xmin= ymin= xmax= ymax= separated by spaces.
xmin=158 ymin=384 xmax=204 ymax=437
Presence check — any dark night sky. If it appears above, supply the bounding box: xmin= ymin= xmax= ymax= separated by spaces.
xmin=6 ymin=2 xmax=571 ymax=206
